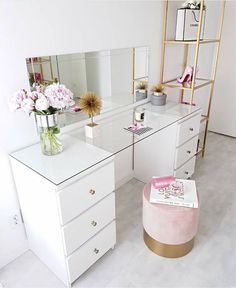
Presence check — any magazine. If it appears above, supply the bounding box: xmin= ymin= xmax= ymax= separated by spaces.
xmin=124 ymin=123 xmax=153 ymax=135
xmin=149 ymin=177 xmax=198 ymax=208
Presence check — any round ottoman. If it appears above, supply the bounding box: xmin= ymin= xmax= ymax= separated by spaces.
xmin=143 ymin=181 xmax=199 ymax=258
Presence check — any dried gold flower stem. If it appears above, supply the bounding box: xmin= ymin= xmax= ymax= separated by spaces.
xmin=79 ymin=92 xmax=102 ymax=125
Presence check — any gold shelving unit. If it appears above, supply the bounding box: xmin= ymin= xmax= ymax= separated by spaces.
xmin=160 ymin=0 xmax=226 ymax=157
xmin=27 ymin=56 xmax=54 ymax=85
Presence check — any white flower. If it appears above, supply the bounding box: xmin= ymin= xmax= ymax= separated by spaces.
xmin=21 ymin=98 xmax=35 ymax=114
xmin=35 ymin=95 xmax=50 ymax=111
xmin=8 ymin=89 xmax=27 ymax=111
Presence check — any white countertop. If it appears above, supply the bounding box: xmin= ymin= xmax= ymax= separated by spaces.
xmin=10 ymin=135 xmax=112 ymax=186
xmin=10 ymin=102 xmax=201 ymax=186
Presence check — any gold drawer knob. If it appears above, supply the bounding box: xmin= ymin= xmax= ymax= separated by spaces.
xmin=89 ymin=189 xmax=95 ymax=195
xmin=189 ymin=128 xmax=194 ymax=131
xmin=187 ymin=150 xmax=191 ymax=154
xmin=91 ymin=220 xmax=97 ymax=227
xmin=94 ymin=248 xmax=99 ymax=254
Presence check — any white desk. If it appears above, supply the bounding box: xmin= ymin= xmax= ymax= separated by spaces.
xmin=10 ymin=102 xmax=201 ymax=287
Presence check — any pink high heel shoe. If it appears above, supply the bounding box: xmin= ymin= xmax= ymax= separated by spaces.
xmin=177 ymin=65 xmax=193 ymax=84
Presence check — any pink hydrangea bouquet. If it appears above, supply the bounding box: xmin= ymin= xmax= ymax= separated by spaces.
xmin=9 ymin=83 xmax=74 ymax=156
xmin=9 ymin=83 xmax=75 ymax=115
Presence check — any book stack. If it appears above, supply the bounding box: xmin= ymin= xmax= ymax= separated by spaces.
xmin=149 ymin=176 xmax=198 ymax=208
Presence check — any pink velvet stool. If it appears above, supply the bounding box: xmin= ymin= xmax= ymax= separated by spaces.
xmin=143 ymin=181 xmax=199 ymax=258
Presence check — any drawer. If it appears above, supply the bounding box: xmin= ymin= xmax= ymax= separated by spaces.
xmin=62 ymin=193 xmax=115 ymax=256
xmin=67 ymin=221 xmax=116 ymax=283
xmin=177 ymin=113 xmax=200 ymax=146
xmin=175 ymin=136 xmax=198 ymax=169
xmin=58 ymin=162 xmax=115 ymax=225
xmin=174 ymin=156 xmax=196 ymax=179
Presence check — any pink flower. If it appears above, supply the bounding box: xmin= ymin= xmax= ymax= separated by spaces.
xmin=10 ymin=83 xmax=74 ymax=115
xmin=44 ymin=83 xmax=74 ymax=110
xmin=30 ymin=91 xmax=40 ymax=101
xmin=71 ymin=106 xmax=81 ymax=113
xmin=8 ymin=89 xmax=27 ymax=112
xmin=32 ymin=83 xmax=44 ymax=93
xmin=8 ymin=98 xmax=21 ymax=112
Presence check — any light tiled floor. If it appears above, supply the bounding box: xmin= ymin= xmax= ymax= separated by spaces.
xmin=1 ymin=132 xmax=236 ymax=288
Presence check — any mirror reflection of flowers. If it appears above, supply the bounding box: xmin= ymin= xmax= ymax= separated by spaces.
xmin=79 ymin=92 xmax=102 ymax=127
xmin=9 ymin=82 xmax=75 ymax=115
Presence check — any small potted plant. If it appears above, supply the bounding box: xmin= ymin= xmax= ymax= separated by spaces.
xmin=150 ymin=84 xmax=167 ymax=106
xmin=135 ymin=81 xmax=148 ymax=101
xmin=79 ymin=91 xmax=102 ymax=138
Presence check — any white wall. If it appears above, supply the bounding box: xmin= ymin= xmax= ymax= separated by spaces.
xmin=209 ymin=1 xmax=236 ymax=137
xmin=86 ymin=51 xmax=112 ymax=98
xmin=0 ymin=0 xmax=163 ymax=268
xmin=110 ymin=48 xmax=133 ymax=101
xmin=57 ymin=53 xmax=88 ymax=98
xmin=135 ymin=46 xmax=149 ymax=80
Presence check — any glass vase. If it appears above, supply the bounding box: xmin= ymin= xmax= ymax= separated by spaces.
xmin=35 ymin=113 xmax=63 ymax=156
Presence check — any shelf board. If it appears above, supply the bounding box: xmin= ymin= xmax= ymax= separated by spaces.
xmin=133 ymin=76 xmax=148 ymax=82
xmin=163 ymin=78 xmax=213 ymax=91
xmin=200 ymin=115 xmax=209 ymax=123
xmin=164 ymin=39 xmax=220 ymax=45
xmin=180 ymin=101 xmax=196 ymax=106
xmin=196 ymin=146 xmax=204 ymax=156
xmin=26 ymin=57 xmax=51 ymax=65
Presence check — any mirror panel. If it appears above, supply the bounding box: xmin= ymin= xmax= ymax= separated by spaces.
xmin=26 ymin=46 xmax=149 ymax=126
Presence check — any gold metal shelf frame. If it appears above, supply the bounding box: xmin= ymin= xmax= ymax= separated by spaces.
xmin=160 ymin=0 xmax=226 ymax=157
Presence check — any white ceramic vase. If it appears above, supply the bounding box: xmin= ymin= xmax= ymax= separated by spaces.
xmin=85 ymin=123 xmax=99 ymax=138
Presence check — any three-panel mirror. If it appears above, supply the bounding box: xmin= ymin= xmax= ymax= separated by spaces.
xmin=26 ymin=47 xmax=149 ymax=126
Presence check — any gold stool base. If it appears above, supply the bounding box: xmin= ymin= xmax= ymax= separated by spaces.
xmin=143 ymin=229 xmax=194 ymax=258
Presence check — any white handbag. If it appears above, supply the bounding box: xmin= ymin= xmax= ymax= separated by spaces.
xmin=175 ymin=8 xmax=206 ymax=41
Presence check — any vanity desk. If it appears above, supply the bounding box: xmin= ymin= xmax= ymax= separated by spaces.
xmin=10 ymin=102 xmax=201 ymax=287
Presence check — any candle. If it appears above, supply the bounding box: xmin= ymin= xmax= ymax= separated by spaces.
xmin=135 ymin=107 xmax=145 ymax=122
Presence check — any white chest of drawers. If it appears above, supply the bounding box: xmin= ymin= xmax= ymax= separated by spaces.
xmin=174 ymin=112 xmax=201 ymax=179
xmin=134 ymin=109 xmax=201 ymax=182
xmin=10 ymin=144 xmax=116 ymax=287
xmin=10 ymin=102 xmax=201 ymax=287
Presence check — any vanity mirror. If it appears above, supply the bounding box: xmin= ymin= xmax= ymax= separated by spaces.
xmin=26 ymin=46 xmax=149 ymax=126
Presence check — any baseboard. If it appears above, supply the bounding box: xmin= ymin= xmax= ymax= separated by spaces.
xmin=0 ymin=243 xmax=28 ymax=270
xmin=115 ymin=172 xmax=134 ymax=190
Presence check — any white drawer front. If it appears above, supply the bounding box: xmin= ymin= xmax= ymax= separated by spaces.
xmin=174 ymin=156 xmax=196 ymax=179
xmin=58 ymin=162 xmax=115 ymax=225
xmin=67 ymin=221 xmax=116 ymax=283
xmin=62 ymin=193 xmax=115 ymax=256
xmin=177 ymin=113 xmax=200 ymax=146
xmin=175 ymin=136 xmax=198 ymax=169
